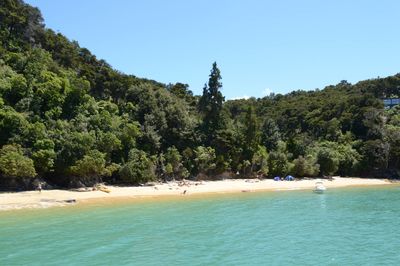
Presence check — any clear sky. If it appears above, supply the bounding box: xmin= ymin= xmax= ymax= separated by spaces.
xmin=26 ymin=0 xmax=400 ymax=99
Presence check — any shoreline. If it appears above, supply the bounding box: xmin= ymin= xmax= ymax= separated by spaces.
xmin=0 ymin=177 xmax=396 ymax=211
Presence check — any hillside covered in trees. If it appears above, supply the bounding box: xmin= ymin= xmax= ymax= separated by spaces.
xmin=1 ymin=0 xmax=399 ymax=190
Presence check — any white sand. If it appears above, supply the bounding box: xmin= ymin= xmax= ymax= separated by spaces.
xmin=0 ymin=177 xmax=393 ymax=211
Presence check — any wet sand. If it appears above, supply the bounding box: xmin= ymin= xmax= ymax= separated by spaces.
xmin=0 ymin=177 xmax=393 ymax=211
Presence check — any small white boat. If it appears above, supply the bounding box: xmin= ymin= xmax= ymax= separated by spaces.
xmin=313 ymin=181 xmax=326 ymax=193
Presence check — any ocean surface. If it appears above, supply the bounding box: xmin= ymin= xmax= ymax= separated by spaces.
xmin=1 ymin=186 xmax=399 ymax=266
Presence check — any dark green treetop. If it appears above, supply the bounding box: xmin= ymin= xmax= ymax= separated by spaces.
xmin=198 ymin=62 xmax=225 ymax=144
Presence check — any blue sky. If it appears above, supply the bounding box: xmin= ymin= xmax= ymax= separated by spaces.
xmin=26 ymin=0 xmax=400 ymax=99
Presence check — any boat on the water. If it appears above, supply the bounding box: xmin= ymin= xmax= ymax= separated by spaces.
xmin=313 ymin=181 xmax=326 ymax=193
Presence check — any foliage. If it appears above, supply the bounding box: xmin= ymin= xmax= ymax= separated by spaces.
xmin=384 ymin=106 xmax=400 ymax=169
xmin=194 ymin=146 xmax=216 ymax=175
xmin=119 ymin=148 xmax=156 ymax=184
xmin=292 ymin=155 xmax=319 ymax=177
xmin=68 ymin=150 xmax=117 ymax=185
xmin=360 ymin=140 xmax=390 ymax=171
xmin=260 ymin=118 xmax=281 ymax=151
xmin=198 ymin=62 xmax=225 ymax=146
xmin=32 ymin=139 xmax=56 ymax=175
xmin=268 ymin=141 xmax=291 ymax=177
xmin=164 ymin=146 xmax=189 ymax=180
xmin=0 ymin=0 xmax=399 ymax=189
xmin=0 ymin=144 xmax=36 ymax=179
xmin=307 ymin=141 xmax=361 ymax=176
xmin=251 ymin=145 xmax=269 ymax=176
xmin=314 ymin=146 xmax=340 ymax=176
xmin=243 ymin=106 xmax=260 ymax=160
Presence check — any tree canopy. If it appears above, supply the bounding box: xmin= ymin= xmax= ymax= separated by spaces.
xmin=0 ymin=0 xmax=399 ymax=190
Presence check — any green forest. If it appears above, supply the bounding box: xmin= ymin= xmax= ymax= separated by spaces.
xmin=1 ymin=0 xmax=399 ymax=190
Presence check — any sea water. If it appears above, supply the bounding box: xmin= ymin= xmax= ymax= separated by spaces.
xmin=1 ymin=186 xmax=399 ymax=265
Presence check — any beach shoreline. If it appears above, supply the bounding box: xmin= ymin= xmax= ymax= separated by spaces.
xmin=0 ymin=177 xmax=396 ymax=211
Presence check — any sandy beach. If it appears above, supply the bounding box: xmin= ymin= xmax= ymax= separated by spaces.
xmin=0 ymin=177 xmax=394 ymax=211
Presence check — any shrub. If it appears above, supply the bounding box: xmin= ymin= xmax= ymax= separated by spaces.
xmin=119 ymin=148 xmax=156 ymax=184
xmin=0 ymin=144 xmax=36 ymax=180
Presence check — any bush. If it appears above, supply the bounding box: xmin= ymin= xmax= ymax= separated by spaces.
xmin=268 ymin=141 xmax=290 ymax=177
xmin=68 ymin=150 xmax=118 ymax=185
xmin=252 ymin=145 xmax=269 ymax=176
xmin=361 ymin=140 xmax=390 ymax=171
xmin=309 ymin=141 xmax=361 ymax=176
xmin=164 ymin=146 xmax=188 ymax=180
xmin=292 ymin=155 xmax=319 ymax=177
xmin=316 ymin=147 xmax=340 ymax=175
xmin=119 ymin=148 xmax=156 ymax=184
xmin=194 ymin=146 xmax=216 ymax=175
xmin=0 ymin=144 xmax=36 ymax=180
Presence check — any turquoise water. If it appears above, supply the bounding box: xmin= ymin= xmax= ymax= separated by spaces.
xmin=1 ymin=186 xmax=399 ymax=265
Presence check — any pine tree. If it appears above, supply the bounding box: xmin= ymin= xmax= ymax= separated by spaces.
xmin=198 ymin=62 xmax=225 ymax=144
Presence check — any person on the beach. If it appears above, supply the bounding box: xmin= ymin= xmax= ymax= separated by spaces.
xmin=37 ymin=182 xmax=42 ymax=193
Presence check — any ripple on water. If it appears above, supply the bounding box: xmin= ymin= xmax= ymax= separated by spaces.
xmin=1 ymin=186 xmax=400 ymax=265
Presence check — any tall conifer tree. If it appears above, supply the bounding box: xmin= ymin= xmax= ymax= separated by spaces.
xmin=198 ymin=62 xmax=225 ymax=145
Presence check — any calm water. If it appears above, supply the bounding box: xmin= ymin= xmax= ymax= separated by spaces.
xmin=1 ymin=186 xmax=399 ymax=266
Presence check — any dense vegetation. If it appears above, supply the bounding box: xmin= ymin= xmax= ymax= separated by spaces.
xmin=0 ymin=0 xmax=399 ymax=190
